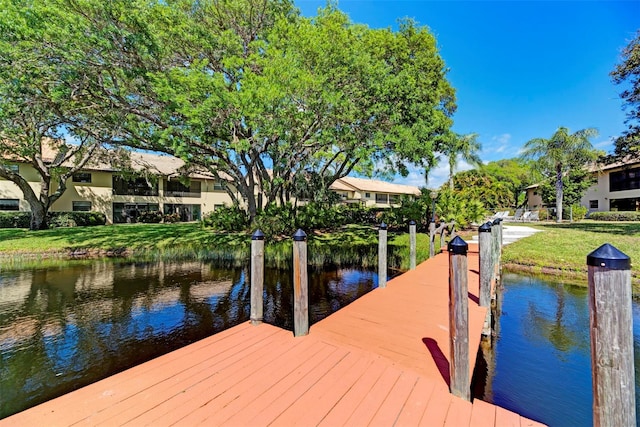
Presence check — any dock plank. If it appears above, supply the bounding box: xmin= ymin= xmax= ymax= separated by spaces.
xmin=1 ymin=249 xmax=545 ymax=427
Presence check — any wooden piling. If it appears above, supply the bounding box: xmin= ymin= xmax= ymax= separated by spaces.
xmin=250 ymin=229 xmax=265 ymax=326
xmin=587 ymin=243 xmax=635 ymax=427
xmin=478 ymin=222 xmax=493 ymax=308
xmin=448 ymin=236 xmax=470 ymax=401
xmin=409 ymin=220 xmax=416 ymax=270
xmin=429 ymin=220 xmax=436 ymax=258
xmin=378 ymin=223 xmax=388 ymax=288
xmin=293 ymin=229 xmax=309 ymax=337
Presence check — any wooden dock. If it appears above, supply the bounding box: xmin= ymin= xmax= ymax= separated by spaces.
xmin=1 ymin=246 xmax=545 ymax=426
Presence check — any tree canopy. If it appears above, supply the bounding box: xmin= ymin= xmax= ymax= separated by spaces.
xmin=611 ymin=30 xmax=640 ymax=158
xmin=1 ymin=0 xmax=456 ymax=224
xmin=521 ymin=127 xmax=600 ymax=222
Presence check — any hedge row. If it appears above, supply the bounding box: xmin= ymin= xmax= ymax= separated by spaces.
xmin=0 ymin=211 xmax=106 ymax=228
xmin=588 ymin=211 xmax=640 ymax=221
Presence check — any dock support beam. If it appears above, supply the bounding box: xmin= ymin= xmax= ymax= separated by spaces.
xmin=448 ymin=236 xmax=470 ymax=401
xmin=293 ymin=229 xmax=309 ymax=337
xmin=250 ymin=229 xmax=265 ymax=325
xmin=587 ymin=244 xmax=635 ymax=427
xmin=378 ymin=222 xmax=387 ymax=288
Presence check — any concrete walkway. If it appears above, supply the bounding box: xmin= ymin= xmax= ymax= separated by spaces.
xmin=471 ymin=223 xmax=542 ymax=245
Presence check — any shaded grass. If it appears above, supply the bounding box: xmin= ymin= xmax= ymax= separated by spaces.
xmin=502 ymin=220 xmax=640 ymax=287
xmin=0 ymin=223 xmax=437 ymax=272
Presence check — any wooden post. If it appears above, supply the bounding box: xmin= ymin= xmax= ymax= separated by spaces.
xmin=292 ymin=229 xmax=309 ymax=337
xmin=378 ymin=222 xmax=388 ymax=288
xmin=478 ymin=222 xmax=493 ymax=307
xmin=448 ymin=236 xmax=470 ymax=401
xmin=429 ymin=220 xmax=436 ymax=258
xmin=250 ymin=229 xmax=265 ymax=326
xmin=587 ymin=244 xmax=635 ymax=427
xmin=409 ymin=220 xmax=416 ymax=270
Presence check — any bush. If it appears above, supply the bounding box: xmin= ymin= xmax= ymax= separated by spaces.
xmin=0 ymin=212 xmax=31 ymax=228
xmin=49 ymin=213 xmax=77 ymax=228
xmin=138 ymin=210 xmax=163 ymax=223
xmin=48 ymin=211 xmax=107 ymax=227
xmin=588 ymin=211 xmax=640 ymax=221
xmin=202 ymin=205 xmax=249 ymax=231
xmin=563 ymin=204 xmax=587 ymax=221
xmin=163 ymin=212 xmax=181 ymax=223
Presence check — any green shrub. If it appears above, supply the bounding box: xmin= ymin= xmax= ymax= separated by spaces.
xmin=588 ymin=211 xmax=640 ymax=221
xmin=563 ymin=204 xmax=587 ymax=221
xmin=252 ymin=203 xmax=296 ymax=239
xmin=47 ymin=211 xmax=106 ymax=227
xmin=138 ymin=210 xmax=163 ymax=223
xmin=0 ymin=212 xmax=31 ymax=228
xmin=163 ymin=212 xmax=181 ymax=223
xmin=49 ymin=213 xmax=77 ymax=228
xmin=202 ymin=205 xmax=249 ymax=231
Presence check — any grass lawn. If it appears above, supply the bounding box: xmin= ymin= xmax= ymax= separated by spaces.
xmin=502 ymin=220 xmax=640 ymax=286
xmin=0 ymin=223 xmax=437 ymax=271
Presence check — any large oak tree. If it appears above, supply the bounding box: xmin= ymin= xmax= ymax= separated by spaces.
xmin=1 ymin=0 xmax=456 ymax=223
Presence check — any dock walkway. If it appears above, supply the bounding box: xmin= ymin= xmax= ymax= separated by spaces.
xmin=2 ymin=245 xmax=545 ymax=426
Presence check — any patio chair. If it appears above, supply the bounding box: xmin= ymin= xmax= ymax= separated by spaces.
xmin=528 ymin=211 xmax=539 ymax=221
xmin=512 ymin=208 xmax=524 ymax=221
xmin=521 ymin=211 xmax=532 ymax=221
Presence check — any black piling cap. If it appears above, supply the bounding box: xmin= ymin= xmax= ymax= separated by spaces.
xmin=479 ymin=222 xmax=492 ymax=232
xmin=448 ymin=236 xmax=468 ymax=255
xmin=587 ymin=243 xmax=630 ymax=270
xmin=379 ymin=222 xmax=388 ymax=230
xmin=251 ymin=229 xmax=265 ymax=240
xmin=293 ymin=229 xmax=307 ymax=241
xmin=492 ymin=218 xmax=502 ymax=226
xmin=409 ymin=220 xmax=416 ymax=226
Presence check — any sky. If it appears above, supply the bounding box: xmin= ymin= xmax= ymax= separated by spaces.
xmin=295 ymin=0 xmax=640 ymax=188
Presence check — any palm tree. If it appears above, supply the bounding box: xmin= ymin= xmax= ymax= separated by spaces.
xmin=440 ymin=132 xmax=483 ymax=190
xmin=521 ymin=127 xmax=599 ymax=223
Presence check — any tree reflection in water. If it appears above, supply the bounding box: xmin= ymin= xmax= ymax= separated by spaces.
xmin=0 ymin=261 xmax=376 ymax=419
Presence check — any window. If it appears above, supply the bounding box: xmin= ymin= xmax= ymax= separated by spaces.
xmin=112 ymin=176 xmax=158 ymax=196
xmin=112 ymin=203 xmax=159 ymax=223
xmin=72 ymin=201 xmax=92 ymax=212
xmin=164 ymin=203 xmax=201 ymax=221
xmin=389 ymin=194 xmax=400 ymax=204
xmin=164 ymin=179 xmax=201 ymax=197
xmin=610 ymin=166 xmax=640 ymax=192
xmin=375 ymin=193 xmax=388 ymax=204
xmin=213 ymin=180 xmax=226 ymax=191
xmin=609 ymin=197 xmax=640 ymax=212
xmin=4 ymin=164 xmax=19 ymax=173
xmin=0 ymin=199 xmax=19 ymax=211
xmin=73 ymin=172 xmax=92 ymax=183
xmin=365 ymin=192 xmax=371 ymax=198
xmin=589 ymin=200 xmax=598 ymax=209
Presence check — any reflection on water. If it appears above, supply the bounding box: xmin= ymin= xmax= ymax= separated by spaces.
xmin=483 ymin=273 xmax=640 ymax=427
xmin=0 ymin=261 xmax=377 ymax=419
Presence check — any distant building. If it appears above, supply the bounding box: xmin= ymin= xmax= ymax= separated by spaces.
xmin=329 ymin=176 xmax=421 ymax=208
xmin=581 ymin=158 xmax=640 ymax=213
xmin=1 ymin=148 xmax=419 ymax=224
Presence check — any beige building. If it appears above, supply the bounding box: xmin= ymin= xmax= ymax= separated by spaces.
xmin=2 ymin=150 xmax=421 ymax=223
xmin=524 ymin=184 xmax=544 ymax=212
xmin=581 ymin=158 xmax=640 ymax=213
xmin=0 ymin=151 xmax=237 ymax=224
xmin=329 ymin=176 xmax=421 ymax=208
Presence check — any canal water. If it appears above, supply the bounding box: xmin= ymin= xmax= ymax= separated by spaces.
xmin=0 ymin=261 xmax=378 ymax=419
xmin=483 ymin=273 xmax=640 ymax=427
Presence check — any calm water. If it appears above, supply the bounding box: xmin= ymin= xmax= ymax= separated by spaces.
xmin=485 ymin=273 xmax=640 ymax=427
xmin=0 ymin=261 xmax=378 ymax=419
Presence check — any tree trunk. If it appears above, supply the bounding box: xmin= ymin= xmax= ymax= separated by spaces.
xmin=556 ymin=164 xmax=563 ymax=223
xmin=30 ymin=202 xmax=48 ymax=230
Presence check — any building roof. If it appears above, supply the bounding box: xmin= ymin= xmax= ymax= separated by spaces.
xmin=330 ymin=176 xmax=421 ymax=196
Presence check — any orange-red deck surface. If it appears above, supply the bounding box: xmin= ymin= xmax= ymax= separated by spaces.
xmin=2 ymin=246 xmax=546 ymax=426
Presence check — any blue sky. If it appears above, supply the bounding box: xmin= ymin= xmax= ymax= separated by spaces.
xmin=295 ymin=0 xmax=640 ymax=188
